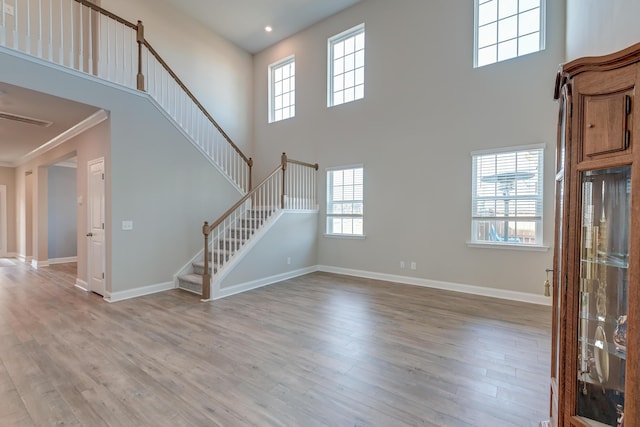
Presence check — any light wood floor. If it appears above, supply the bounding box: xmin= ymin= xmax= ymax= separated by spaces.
xmin=0 ymin=260 xmax=551 ymax=426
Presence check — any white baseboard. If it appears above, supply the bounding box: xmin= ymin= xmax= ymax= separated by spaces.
xmin=211 ymin=266 xmax=317 ymax=301
xmin=31 ymin=259 xmax=49 ymax=269
xmin=316 ymin=266 xmax=552 ymax=306
xmin=49 ymin=256 xmax=78 ymax=265
xmin=75 ymin=279 xmax=89 ymax=292
xmin=104 ymin=281 xmax=175 ymax=303
xmin=16 ymin=254 xmax=32 ymax=263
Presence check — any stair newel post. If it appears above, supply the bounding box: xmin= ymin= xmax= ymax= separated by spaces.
xmin=136 ymin=20 xmax=145 ymax=91
xmin=248 ymin=157 xmax=253 ymax=191
xmin=202 ymin=221 xmax=211 ymax=300
xmin=281 ymin=152 xmax=287 ymax=209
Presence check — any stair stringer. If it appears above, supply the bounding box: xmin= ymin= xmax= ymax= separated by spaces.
xmin=208 ymin=209 xmax=286 ymax=299
xmin=174 ymin=207 xmax=284 ymax=296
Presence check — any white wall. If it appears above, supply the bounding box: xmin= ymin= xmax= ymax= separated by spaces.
xmin=252 ymin=0 xmax=566 ymax=296
xmin=101 ymin=0 xmax=254 ymax=154
xmin=566 ymin=0 xmax=640 ymax=60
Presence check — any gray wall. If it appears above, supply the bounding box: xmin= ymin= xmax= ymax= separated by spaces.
xmin=219 ymin=212 xmax=319 ymax=290
xmin=47 ymin=165 xmax=77 ymax=259
xmin=3 ymin=48 xmax=242 ymax=295
xmin=566 ymin=0 xmax=640 ymax=60
xmin=101 ymin=0 xmax=254 ymax=153
xmin=252 ymin=0 xmax=566 ymax=296
xmin=0 ymin=167 xmax=16 ymax=254
xmin=3 ymin=0 xmax=253 ymax=296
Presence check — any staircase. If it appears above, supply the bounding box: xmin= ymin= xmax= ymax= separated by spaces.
xmin=177 ymin=208 xmax=273 ymax=294
xmin=1 ymin=0 xmax=320 ymax=301
xmin=176 ymin=154 xmax=319 ymax=300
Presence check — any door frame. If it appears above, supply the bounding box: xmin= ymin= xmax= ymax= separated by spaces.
xmin=86 ymin=157 xmax=106 ymax=296
xmin=0 ymin=185 xmax=7 ymax=257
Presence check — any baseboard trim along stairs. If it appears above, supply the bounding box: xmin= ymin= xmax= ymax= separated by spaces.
xmin=177 ymin=207 xmax=278 ymax=297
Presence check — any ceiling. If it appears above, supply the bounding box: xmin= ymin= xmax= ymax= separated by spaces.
xmin=160 ymin=0 xmax=363 ymax=53
xmin=0 ymin=82 xmax=100 ymax=166
xmin=0 ymin=1 xmax=362 ymax=167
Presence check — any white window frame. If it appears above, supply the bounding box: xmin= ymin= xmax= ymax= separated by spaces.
xmin=328 ymin=23 xmax=365 ymax=107
xmin=325 ymin=165 xmax=364 ymax=237
xmin=469 ymin=144 xmax=546 ymax=250
xmin=474 ymin=0 xmax=546 ymax=68
xmin=268 ymin=55 xmax=295 ymax=123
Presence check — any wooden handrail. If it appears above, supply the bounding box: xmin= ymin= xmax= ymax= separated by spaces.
xmin=71 ymin=0 xmax=252 ymax=174
xmin=72 ymin=0 xmax=137 ymax=29
xmin=204 ymin=154 xmax=317 ymax=235
xmin=204 ymin=164 xmax=283 ymax=236
xmin=285 ymin=157 xmax=319 ymax=170
xmin=201 ymin=153 xmax=318 ymax=299
xmin=142 ymin=40 xmax=252 ymax=167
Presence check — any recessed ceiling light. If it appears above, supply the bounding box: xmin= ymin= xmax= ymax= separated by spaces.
xmin=265 ymin=26 xmax=273 ymax=33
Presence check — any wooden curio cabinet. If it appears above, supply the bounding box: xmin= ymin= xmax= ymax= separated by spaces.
xmin=552 ymin=43 xmax=640 ymax=426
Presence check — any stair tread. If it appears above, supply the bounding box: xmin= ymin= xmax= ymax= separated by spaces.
xmin=193 ymin=260 xmax=220 ymax=268
xmin=179 ymin=273 xmax=203 ymax=284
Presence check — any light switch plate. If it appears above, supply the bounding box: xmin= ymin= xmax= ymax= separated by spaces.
xmin=122 ymin=220 xmax=133 ymax=230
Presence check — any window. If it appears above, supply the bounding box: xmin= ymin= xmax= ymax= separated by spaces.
xmin=474 ymin=0 xmax=545 ymax=67
xmin=269 ymin=56 xmax=295 ymax=122
xmin=471 ymin=145 xmax=544 ymax=246
xmin=328 ymin=24 xmax=365 ymax=107
xmin=326 ymin=166 xmax=364 ymax=236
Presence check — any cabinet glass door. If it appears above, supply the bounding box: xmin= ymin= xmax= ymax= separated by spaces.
xmin=577 ymin=166 xmax=630 ymax=426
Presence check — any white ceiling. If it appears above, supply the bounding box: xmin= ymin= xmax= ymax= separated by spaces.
xmin=160 ymin=0 xmax=363 ymax=53
xmin=0 ymin=82 xmax=100 ymax=166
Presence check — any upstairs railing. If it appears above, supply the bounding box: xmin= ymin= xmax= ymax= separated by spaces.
xmin=0 ymin=0 xmax=252 ymax=192
xmin=201 ymin=153 xmax=318 ymax=299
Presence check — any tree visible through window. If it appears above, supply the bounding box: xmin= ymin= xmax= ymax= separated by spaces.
xmin=471 ymin=146 xmax=544 ymax=246
xmin=326 ymin=166 xmax=364 ymax=236
xmin=474 ymin=0 xmax=545 ymax=67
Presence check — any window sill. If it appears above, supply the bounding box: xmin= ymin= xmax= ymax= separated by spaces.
xmin=323 ymin=234 xmax=366 ymax=240
xmin=466 ymin=241 xmax=550 ymax=252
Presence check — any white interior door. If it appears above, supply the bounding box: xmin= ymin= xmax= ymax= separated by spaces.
xmin=87 ymin=158 xmax=105 ymax=296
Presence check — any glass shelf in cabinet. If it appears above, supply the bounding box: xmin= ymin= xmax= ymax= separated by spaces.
xmin=578 ymin=313 xmax=624 ymax=328
xmin=578 ymin=336 xmax=627 ymax=360
xmin=580 ymin=256 xmax=629 ymax=269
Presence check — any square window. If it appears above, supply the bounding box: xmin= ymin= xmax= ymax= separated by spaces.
xmin=474 ymin=0 xmax=545 ymax=67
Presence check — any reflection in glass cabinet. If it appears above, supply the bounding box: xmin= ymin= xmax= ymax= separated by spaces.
xmin=577 ymin=167 xmax=630 ymax=426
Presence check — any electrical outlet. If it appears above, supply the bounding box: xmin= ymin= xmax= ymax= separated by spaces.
xmin=287 ymin=257 xmax=291 ymax=265
xmin=410 ymin=262 xmax=417 ymax=270
xmin=400 ymin=261 xmax=405 ymax=269
xmin=4 ymin=4 xmax=14 ymax=15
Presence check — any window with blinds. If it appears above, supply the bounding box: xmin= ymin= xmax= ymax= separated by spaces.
xmin=326 ymin=166 xmax=364 ymax=236
xmin=471 ymin=145 xmax=543 ymax=246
